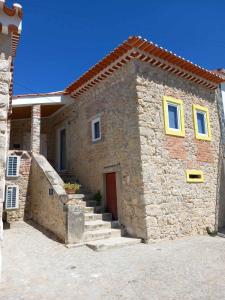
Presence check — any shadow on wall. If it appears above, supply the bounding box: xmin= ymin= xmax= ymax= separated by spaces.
xmin=25 ymin=219 xmax=64 ymax=244
xmin=218 ymin=160 xmax=225 ymax=230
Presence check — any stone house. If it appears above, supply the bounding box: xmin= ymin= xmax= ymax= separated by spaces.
xmin=0 ymin=0 xmax=23 ymax=277
xmin=2 ymin=8 xmax=225 ymax=246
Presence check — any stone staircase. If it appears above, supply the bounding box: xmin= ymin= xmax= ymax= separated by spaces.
xmin=59 ymin=172 xmax=141 ymax=250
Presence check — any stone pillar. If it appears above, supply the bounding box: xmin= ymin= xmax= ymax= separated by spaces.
xmin=0 ymin=0 xmax=23 ymax=282
xmin=0 ymin=33 xmax=12 ymax=282
xmin=31 ymin=105 xmax=41 ymax=153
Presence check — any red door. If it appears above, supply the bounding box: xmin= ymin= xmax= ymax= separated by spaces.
xmin=106 ymin=172 xmax=118 ymax=220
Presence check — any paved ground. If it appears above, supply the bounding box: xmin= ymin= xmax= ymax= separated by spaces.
xmin=1 ymin=222 xmax=225 ymax=300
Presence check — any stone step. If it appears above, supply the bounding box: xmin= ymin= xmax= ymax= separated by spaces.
xmin=85 ymin=213 xmax=102 ymax=221
xmin=111 ymin=220 xmax=120 ymax=228
xmin=84 ymin=206 xmax=94 ymax=213
xmin=85 ymin=200 xmax=97 ymax=207
xmin=86 ymin=237 xmax=141 ymax=251
xmin=85 ymin=220 xmax=111 ymax=231
xmin=84 ymin=228 xmax=121 ymax=242
xmin=102 ymin=213 xmax=112 ymax=221
xmin=94 ymin=206 xmax=105 ymax=213
xmin=85 ymin=212 xmax=112 ymax=222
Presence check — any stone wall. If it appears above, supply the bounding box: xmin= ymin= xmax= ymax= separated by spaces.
xmin=47 ymin=62 xmax=147 ymax=239
xmin=135 ymin=60 xmax=223 ymax=242
xmin=10 ymin=119 xmax=31 ymax=150
xmin=0 ymin=33 xmax=12 ymax=256
xmin=10 ymin=58 xmax=223 ymax=242
xmin=5 ymin=151 xmax=31 ymax=222
xmin=0 ymin=32 xmax=13 ymax=283
xmin=30 ymin=154 xmax=68 ymax=241
xmin=10 ymin=118 xmax=50 ymax=157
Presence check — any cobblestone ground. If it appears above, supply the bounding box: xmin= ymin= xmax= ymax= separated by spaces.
xmin=1 ymin=222 xmax=225 ymax=300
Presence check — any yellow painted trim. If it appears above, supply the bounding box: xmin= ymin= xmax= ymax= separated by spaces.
xmin=186 ymin=169 xmax=204 ymax=183
xmin=163 ymin=96 xmax=185 ymax=137
xmin=192 ymin=104 xmax=211 ymax=141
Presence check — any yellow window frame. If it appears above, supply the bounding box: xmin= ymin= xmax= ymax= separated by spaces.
xmin=186 ymin=169 xmax=204 ymax=183
xmin=192 ymin=104 xmax=211 ymax=141
xmin=163 ymin=96 xmax=185 ymax=137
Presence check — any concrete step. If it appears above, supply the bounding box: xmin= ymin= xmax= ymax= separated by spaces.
xmin=84 ymin=228 xmax=121 ymax=242
xmin=85 ymin=213 xmax=102 ymax=221
xmin=85 ymin=212 xmax=112 ymax=222
xmin=111 ymin=220 xmax=120 ymax=228
xmin=85 ymin=220 xmax=111 ymax=231
xmin=85 ymin=200 xmax=97 ymax=207
xmin=94 ymin=206 xmax=105 ymax=213
xmin=84 ymin=206 xmax=94 ymax=213
xmin=102 ymin=213 xmax=112 ymax=221
xmin=86 ymin=237 xmax=141 ymax=251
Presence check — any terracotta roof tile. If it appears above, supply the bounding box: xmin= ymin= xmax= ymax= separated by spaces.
xmin=66 ymin=36 xmax=224 ymax=96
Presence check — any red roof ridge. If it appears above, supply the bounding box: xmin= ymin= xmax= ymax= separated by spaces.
xmin=65 ymin=36 xmax=224 ymax=97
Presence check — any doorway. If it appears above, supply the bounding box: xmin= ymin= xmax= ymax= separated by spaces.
xmin=58 ymin=128 xmax=66 ymax=171
xmin=105 ymin=172 xmax=118 ymax=220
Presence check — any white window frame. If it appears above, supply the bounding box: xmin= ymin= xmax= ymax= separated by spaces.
xmin=6 ymin=155 xmax=20 ymax=177
xmin=5 ymin=185 xmax=19 ymax=210
xmin=167 ymin=102 xmax=181 ymax=132
xmin=92 ymin=117 xmax=101 ymax=142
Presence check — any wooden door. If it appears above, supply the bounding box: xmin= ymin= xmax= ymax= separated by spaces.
xmin=106 ymin=172 xmax=118 ymax=220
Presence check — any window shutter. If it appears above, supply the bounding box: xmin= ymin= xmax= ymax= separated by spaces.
xmin=5 ymin=186 xmax=18 ymax=209
xmin=7 ymin=156 xmax=20 ymax=177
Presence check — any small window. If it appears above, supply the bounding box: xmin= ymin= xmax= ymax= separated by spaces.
xmin=92 ymin=117 xmax=101 ymax=142
xmin=7 ymin=155 xmax=20 ymax=177
xmin=193 ymin=104 xmax=211 ymax=141
xmin=186 ymin=170 xmax=204 ymax=183
xmin=163 ymin=96 xmax=185 ymax=137
xmin=5 ymin=186 xmax=19 ymax=209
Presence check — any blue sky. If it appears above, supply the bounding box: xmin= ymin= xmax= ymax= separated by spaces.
xmin=6 ymin=0 xmax=225 ymax=95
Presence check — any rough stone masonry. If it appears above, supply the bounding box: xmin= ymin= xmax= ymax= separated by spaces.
xmin=0 ymin=31 xmax=12 ymax=280
xmin=41 ymin=58 xmax=224 ymax=243
xmin=0 ymin=1 xmax=23 ymax=280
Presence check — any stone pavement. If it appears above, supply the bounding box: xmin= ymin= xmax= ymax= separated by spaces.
xmin=1 ymin=222 xmax=225 ymax=300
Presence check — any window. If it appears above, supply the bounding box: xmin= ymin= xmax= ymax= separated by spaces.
xmin=186 ymin=170 xmax=204 ymax=183
xmin=5 ymin=186 xmax=19 ymax=209
xmin=7 ymin=155 xmax=20 ymax=177
xmin=193 ymin=104 xmax=211 ymax=141
xmin=163 ymin=96 xmax=185 ymax=137
xmin=92 ymin=117 xmax=101 ymax=142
